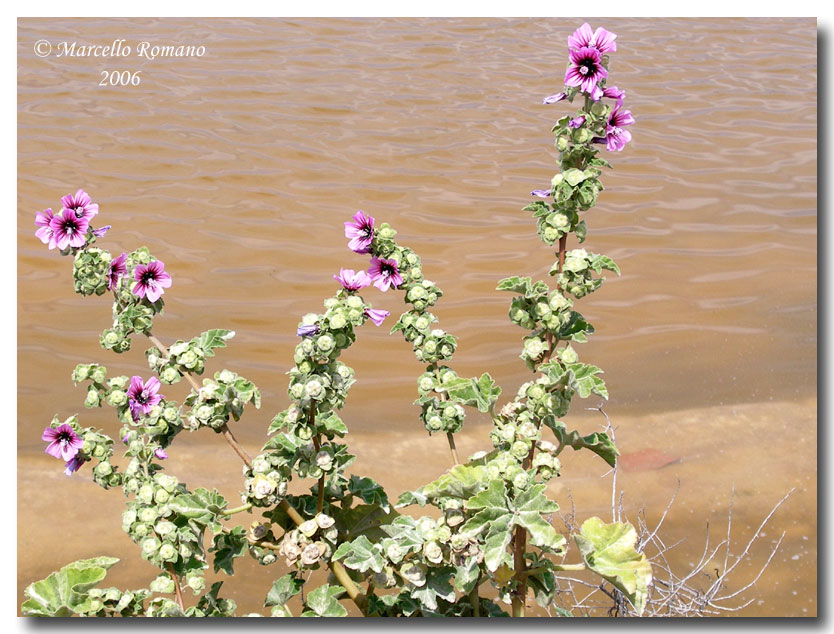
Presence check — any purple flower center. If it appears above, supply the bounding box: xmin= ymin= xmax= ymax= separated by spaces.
xmin=140 ymin=270 xmax=157 ymax=285
xmin=135 ymin=389 xmax=152 ymax=405
xmin=380 ymin=262 xmax=396 ymax=277
xmin=63 ymin=217 xmax=80 ymax=235
xmin=579 ymin=58 xmax=597 ymax=76
xmin=57 ymin=430 xmax=74 ymax=445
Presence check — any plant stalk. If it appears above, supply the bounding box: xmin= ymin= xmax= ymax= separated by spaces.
xmin=167 ymin=563 xmax=185 ymax=612
xmin=510 ymin=230 xmax=569 ymax=617
xmin=147 ymin=332 xmax=253 ymax=469
xmin=221 ymin=502 xmax=253 ymax=516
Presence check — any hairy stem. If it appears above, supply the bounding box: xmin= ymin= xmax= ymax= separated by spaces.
xmin=511 ymin=231 xmax=569 ymax=617
xmin=433 ymin=366 xmax=459 ymax=466
xmin=470 ymin=580 xmax=481 ymax=617
xmin=146 ymin=332 xmax=253 ymax=469
xmin=221 ymin=502 xmax=253 ymax=516
xmin=311 ymin=406 xmax=326 ymax=514
xmin=167 ymin=563 xmax=185 ymax=611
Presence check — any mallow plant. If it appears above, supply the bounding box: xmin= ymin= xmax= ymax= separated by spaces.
xmin=23 ymin=23 xmax=650 ymax=618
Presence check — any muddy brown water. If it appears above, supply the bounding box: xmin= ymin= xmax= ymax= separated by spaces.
xmin=17 ymin=18 xmax=816 ymax=617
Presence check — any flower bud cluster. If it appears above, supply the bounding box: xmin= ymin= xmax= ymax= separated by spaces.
xmin=241 ymin=451 xmax=291 ymax=508
xmin=72 ymin=247 xmax=112 ymax=296
xmin=509 ymin=287 xmax=574 ymax=337
xmin=287 ymin=360 xmax=355 ymax=413
xmin=122 ymin=472 xmax=205 ymax=572
xmin=79 ymin=587 xmax=150 ymax=617
xmin=551 ymin=248 xmax=617 ymax=299
xmin=278 ymin=513 xmax=338 ymax=570
xmin=183 ymin=370 xmax=260 ymax=431
xmin=418 ymin=397 xmax=466 ymax=434
xmin=80 ymin=427 xmax=124 ymax=489
xmin=146 ymin=340 xmax=205 ymax=384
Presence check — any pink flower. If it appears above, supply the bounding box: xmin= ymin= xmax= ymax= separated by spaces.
xmin=108 ymin=252 xmax=127 ymax=290
xmin=364 ymin=308 xmax=390 ymax=326
xmin=127 ymin=375 xmax=164 ymax=421
xmin=61 ymin=189 xmax=99 ymax=221
xmin=334 ymin=268 xmax=372 ymax=291
xmin=344 ymin=211 xmax=375 ymax=254
xmin=34 ymin=208 xmax=57 ymax=249
xmin=43 ymin=424 xmax=83 ymax=462
xmin=49 ymin=208 xmax=90 ymax=250
xmin=564 ymin=47 xmax=608 ymax=96
xmin=132 ymin=260 xmax=172 ymax=302
xmin=568 ymin=23 xmax=617 ymax=54
xmin=367 ymin=257 xmax=402 ymax=292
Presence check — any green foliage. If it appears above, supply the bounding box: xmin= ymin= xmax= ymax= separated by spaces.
xmin=574 ymin=517 xmax=653 ymax=615
xmin=264 ymin=573 xmax=304 ymax=610
xmin=22 ymin=556 xmax=120 ymax=616
xmin=302 ymin=584 xmax=348 ymax=617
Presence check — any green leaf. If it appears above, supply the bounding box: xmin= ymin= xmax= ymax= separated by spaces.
xmin=444 ymin=373 xmax=502 ymax=413
xmin=265 ymin=573 xmax=303 ymax=608
xmin=334 ymin=502 xmax=397 ymax=542
xmin=496 ymin=276 xmax=532 ymax=295
xmin=407 ymin=567 xmax=456 ymax=611
xmin=380 ymin=516 xmax=426 ymax=553
xmin=347 ymin=475 xmax=389 ymax=512
xmin=556 ymin=311 xmax=595 ymax=343
xmin=22 ymin=556 xmax=119 ymax=616
xmin=574 ymin=517 xmax=653 ymax=615
xmin=421 ymin=463 xmax=489 ymax=502
xmin=332 ymin=535 xmax=385 ymax=574
xmin=318 ymin=411 xmax=348 ymax=439
xmin=301 ymin=584 xmax=348 ymax=617
xmin=196 ymin=329 xmax=235 ymax=357
xmin=551 ymin=425 xmax=619 ymax=467
xmin=211 ymin=526 xmax=248 ymax=575
xmin=453 ymin=557 xmax=481 ymax=594
xmin=168 ymin=488 xmax=226 ymax=525
xmin=564 ymin=168 xmax=587 ymax=186
xmin=589 ymin=253 xmax=620 ymax=276
xmin=565 ymin=362 xmax=608 ymax=399
xmin=513 ymin=484 xmax=565 ymax=555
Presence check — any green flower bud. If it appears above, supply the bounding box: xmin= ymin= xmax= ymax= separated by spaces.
xmin=346 ymin=295 xmax=363 ymax=309
xmin=316 ymin=335 xmax=334 ymax=352
xmin=138 ymin=484 xmax=155 ymax=505
xmin=158 ymin=543 xmax=177 ymax=562
xmin=556 ymin=136 xmax=569 ymax=151
xmin=141 ymin=537 xmax=161 ymax=555
xmin=95 ymin=461 xmax=112 ymax=476
xmin=161 ymin=368 xmax=180 ymax=383
xmin=304 ymin=379 xmax=323 ymax=399
xmin=107 ymin=389 xmax=127 ymax=407
xmin=186 ymin=573 xmax=205 ymax=593
xmin=84 ymin=388 xmax=101 ymax=408
xmin=328 ymin=313 xmax=347 ymax=330
xmin=150 ymin=575 xmax=176 ymax=594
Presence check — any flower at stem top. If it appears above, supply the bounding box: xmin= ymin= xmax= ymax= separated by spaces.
xmin=49 ymin=208 xmax=90 ymax=250
xmin=154 ymin=448 xmax=168 ymax=460
xmin=344 ymin=210 xmax=375 ymax=254
xmin=568 ymin=23 xmax=617 ymax=54
xmin=127 ymin=375 xmax=164 ymax=421
xmin=602 ymin=85 xmax=626 ymax=105
xmin=531 ymin=189 xmax=551 ymax=198
xmin=367 ymin=257 xmax=403 ymax=292
xmin=61 ymin=189 xmax=99 ymax=221
xmin=564 ymin=47 xmax=608 ymax=96
xmin=43 ymin=424 xmax=83 ymax=462
xmin=132 ymin=260 xmax=172 ymax=302
xmin=108 ymin=252 xmax=127 ymax=290
xmin=92 ymin=225 xmax=111 ymax=238
xmin=364 ymin=308 xmax=390 ymax=326
xmin=34 ymin=208 xmax=57 ymax=249
xmin=334 ymin=268 xmax=372 ymax=291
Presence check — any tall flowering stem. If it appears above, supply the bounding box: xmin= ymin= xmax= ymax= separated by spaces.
xmin=505 ymin=22 xmax=634 ymax=616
